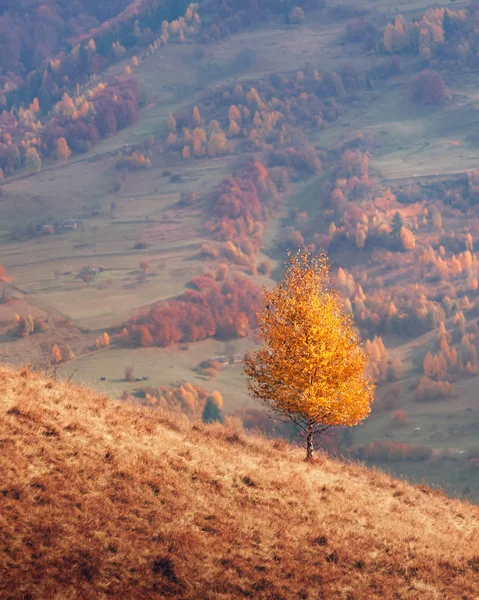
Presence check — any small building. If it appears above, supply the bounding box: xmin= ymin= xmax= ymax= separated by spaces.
xmin=59 ymin=219 xmax=79 ymax=230
xmin=78 ymin=264 xmax=104 ymax=277
xmin=39 ymin=224 xmax=55 ymax=235
xmin=209 ymin=355 xmax=230 ymax=367
xmin=231 ymin=354 xmax=244 ymax=365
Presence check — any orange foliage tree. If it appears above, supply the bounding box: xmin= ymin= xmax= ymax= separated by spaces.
xmin=410 ymin=70 xmax=450 ymax=105
xmin=244 ymin=250 xmax=375 ymax=461
xmin=95 ymin=332 xmax=110 ymax=349
xmin=50 ymin=344 xmax=62 ymax=368
xmin=124 ymin=275 xmax=262 ymax=348
xmin=56 ymin=137 xmax=71 ymax=160
xmin=392 ymin=410 xmax=408 ymax=426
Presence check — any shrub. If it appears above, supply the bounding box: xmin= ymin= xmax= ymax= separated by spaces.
xmin=414 ymin=377 xmax=454 ymax=402
xmin=391 ymin=410 xmax=408 ymax=426
xmin=410 ymin=70 xmax=450 ymax=105
xmin=124 ymin=366 xmax=135 ymax=382
xmin=115 ymin=151 xmax=151 ymax=171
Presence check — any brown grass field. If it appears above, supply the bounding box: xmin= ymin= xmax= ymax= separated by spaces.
xmin=1 ymin=365 xmax=478 ymax=599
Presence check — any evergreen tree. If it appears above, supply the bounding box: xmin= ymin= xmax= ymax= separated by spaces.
xmin=202 ymin=397 xmax=223 ymax=424
xmin=443 ymin=10 xmax=453 ymax=40
xmin=391 ymin=211 xmax=403 ymax=237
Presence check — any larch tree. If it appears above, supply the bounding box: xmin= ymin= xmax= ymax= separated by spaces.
xmin=56 ymin=137 xmax=71 ymax=161
xmin=228 ymin=104 xmax=241 ymax=123
xmin=192 ymin=106 xmax=202 ymax=126
xmin=244 ymin=250 xmax=375 ymax=461
xmin=25 ymin=147 xmax=41 ymax=173
xmin=167 ymin=113 xmax=177 ymax=132
xmin=50 ymin=344 xmax=63 ymax=368
xmin=400 ymin=226 xmax=416 ymax=250
xmin=465 ymin=233 xmax=473 ymax=252
xmin=229 ymin=120 xmax=240 ymax=136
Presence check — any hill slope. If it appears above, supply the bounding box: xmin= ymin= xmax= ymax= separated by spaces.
xmin=0 ymin=365 xmax=478 ymax=599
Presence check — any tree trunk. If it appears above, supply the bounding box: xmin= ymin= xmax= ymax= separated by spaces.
xmin=306 ymin=422 xmax=314 ymax=461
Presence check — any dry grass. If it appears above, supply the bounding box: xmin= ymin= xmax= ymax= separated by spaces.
xmin=1 ymin=365 xmax=478 ymax=599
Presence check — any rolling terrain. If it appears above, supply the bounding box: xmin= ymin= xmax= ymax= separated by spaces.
xmin=0 ymin=0 xmax=478 ymax=500
xmin=1 ymin=365 xmax=478 ymax=599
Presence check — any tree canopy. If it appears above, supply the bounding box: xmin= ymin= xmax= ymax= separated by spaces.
xmin=244 ymin=250 xmax=375 ymax=460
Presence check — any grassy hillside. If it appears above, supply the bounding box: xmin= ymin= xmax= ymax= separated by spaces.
xmin=1 ymin=365 xmax=478 ymax=599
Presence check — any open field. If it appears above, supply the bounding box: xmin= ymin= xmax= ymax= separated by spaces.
xmin=59 ymin=336 xmax=257 ymax=414
xmin=199 ymin=20 xmax=352 ymax=82
xmin=310 ymin=71 xmax=479 ymax=181
xmin=356 ymin=377 xmax=479 ymax=451
xmin=0 ymin=146 xmax=236 ymax=330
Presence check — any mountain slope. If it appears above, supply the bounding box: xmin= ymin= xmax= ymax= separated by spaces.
xmin=0 ymin=365 xmax=478 ymax=599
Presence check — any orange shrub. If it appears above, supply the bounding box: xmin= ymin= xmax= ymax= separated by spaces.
xmin=391 ymin=410 xmax=408 ymax=426
xmin=414 ymin=377 xmax=454 ymax=402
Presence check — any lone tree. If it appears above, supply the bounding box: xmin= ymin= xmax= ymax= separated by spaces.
xmin=244 ymin=250 xmax=375 ymax=461
xmin=202 ymin=392 xmax=223 ymax=424
xmin=410 ymin=70 xmax=450 ymax=105
xmin=390 ymin=211 xmax=403 ymax=238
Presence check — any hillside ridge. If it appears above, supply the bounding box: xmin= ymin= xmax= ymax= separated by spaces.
xmin=0 ymin=365 xmax=478 ymax=599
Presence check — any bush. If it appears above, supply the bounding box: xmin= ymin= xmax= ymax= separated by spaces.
xmin=414 ymin=377 xmax=454 ymax=402
xmin=11 ymin=315 xmax=47 ymax=338
xmin=124 ymin=366 xmax=135 ymax=382
xmin=391 ymin=410 xmax=408 ymax=426
xmin=289 ymin=6 xmax=305 ymax=24
xmin=410 ymin=70 xmax=450 ymax=105
xmin=115 ymin=151 xmax=151 ymax=171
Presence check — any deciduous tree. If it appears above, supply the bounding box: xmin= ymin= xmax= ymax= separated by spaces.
xmin=50 ymin=344 xmax=62 ymax=367
xmin=124 ymin=366 xmax=135 ymax=382
xmin=25 ymin=147 xmax=41 ymax=173
xmin=167 ymin=113 xmax=177 ymax=132
xmin=228 ymin=105 xmax=241 ymax=123
xmin=400 ymin=226 xmax=416 ymax=250
xmin=192 ymin=106 xmax=201 ymax=126
xmin=289 ymin=6 xmax=305 ymax=24
xmin=56 ymin=137 xmax=71 ymax=160
xmin=410 ymin=70 xmax=450 ymax=105
xmin=244 ymin=250 xmax=375 ymax=461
